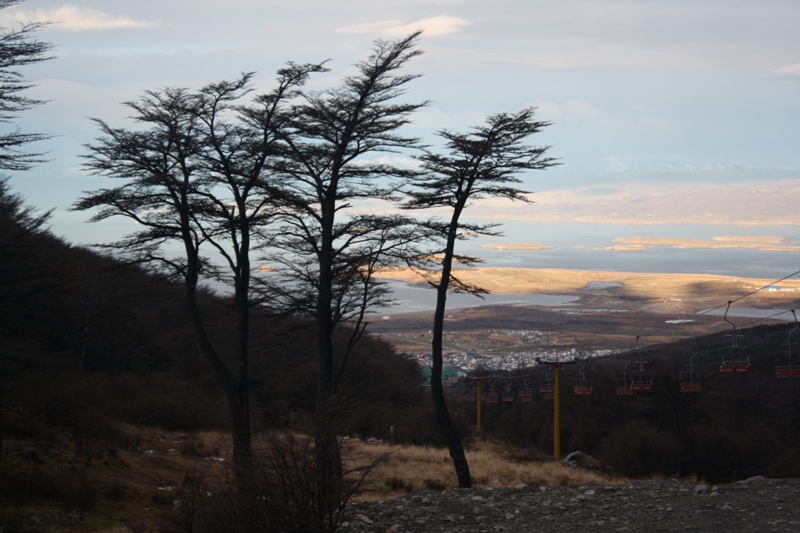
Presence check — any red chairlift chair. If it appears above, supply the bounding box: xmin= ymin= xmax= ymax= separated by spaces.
xmin=502 ymin=384 xmax=516 ymax=403
xmin=631 ymin=336 xmax=653 ymax=392
xmin=776 ymin=310 xmax=800 ymax=378
xmin=720 ymin=302 xmax=750 ymax=373
xmin=487 ymin=383 xmax=499 ymax=403
xmin=616 ymin=359 xmax=633 ymax=395
xmin=519 ymin=379 xmax=533 ymax=403
xmin=680 ymin=350 xmax=702 ymax=393
xmin=540 ymin=369 xmax=555 ymax=400
xmin=573 ymin=362 xmax=593 ymax=396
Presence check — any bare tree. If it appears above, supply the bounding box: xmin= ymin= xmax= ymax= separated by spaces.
xmin=0 ymin=0 xmax=52 ymax=170
xmin=403 ymin=108 xmax=558 ymax=487
xmin=0 ymin=0 xmax=52 ymax=459
xmin=269 ymin=32 xmax=426 ymax=527
xmin=73 ymin=65 xmax=322 ymax=489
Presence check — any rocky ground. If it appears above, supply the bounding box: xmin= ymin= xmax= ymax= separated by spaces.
xmin=341 ymin=477 xmax=800 ymax=532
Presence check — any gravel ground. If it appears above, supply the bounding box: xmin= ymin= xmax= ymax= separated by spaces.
xmin=341 ymin=477 xmax=800 ymax=532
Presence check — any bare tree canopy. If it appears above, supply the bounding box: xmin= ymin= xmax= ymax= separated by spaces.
xmin=267 ymin=32 xmax=427 ymax=528
xmin=74 ymin=64 xmax=324 ymax=490
xmin=0 ymin=0 xmax=53 ymax=171
xmin=271 ymin=31 xmax=427 ymax=392
xmin=404 ymin=107 xmax=558 ymax=488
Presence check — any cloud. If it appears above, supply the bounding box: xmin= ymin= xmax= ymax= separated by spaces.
xmin=448 ymin=176 xmax=800 ymax=226
xmin=564 ymin=99 xmax=600 ymax=120
xmin=604 ymin=157 xmax=630 ymax=173
xmin=528 ymin=99 xmax=600 ymax=123
xmin=777 ymin=63 xmax=800 ymax=74
xmin=2 ymin=5 xmax=159 ymax=31
xmin=336 ymin=16 xmax=470 ymax=37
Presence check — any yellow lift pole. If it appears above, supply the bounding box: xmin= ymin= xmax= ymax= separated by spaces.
xmin=539 ymin=359 xmax=575 ymax=461
xmin=553 ymin=366 xmax=562 ymax=460
xmin=476 ymin=378 xmax=483 ymax=432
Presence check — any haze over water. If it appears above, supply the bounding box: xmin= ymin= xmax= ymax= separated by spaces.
xmin=372 ymin=220 xmax=800 ymax=315
xmin=467 ymin=220 xmax=800 ymax=279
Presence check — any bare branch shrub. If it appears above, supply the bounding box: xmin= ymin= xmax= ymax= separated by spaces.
xmin=163 ymin=432 xmax=387 ymax=533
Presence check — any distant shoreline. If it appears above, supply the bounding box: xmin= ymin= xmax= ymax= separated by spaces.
xmin=375 ymin=266 xmax=800 ymax=295
xmin=373 ymin=267 xmax=800 ymax=319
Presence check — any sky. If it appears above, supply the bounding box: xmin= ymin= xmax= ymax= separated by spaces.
xmin=2 ymin=0 xmax=799 ymax=246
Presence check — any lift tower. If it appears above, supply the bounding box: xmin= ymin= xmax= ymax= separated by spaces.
xmin=537 ymin=357 xmax=576 ymax=460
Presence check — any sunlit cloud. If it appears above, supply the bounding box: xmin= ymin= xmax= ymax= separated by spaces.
xmin=336 ymin=16 xmax=470 ymax=37
xmin=2 ymin=5 xmax=159 ymax=31
xmin=604 ymin=157 xmax=630 ymax=173
xmin=530 ymin=99 xmax=600 ymax=122
xmin=457 ymin=178 xmax=800 ymax=226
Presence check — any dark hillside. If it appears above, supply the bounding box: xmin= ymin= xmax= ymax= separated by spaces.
xmin=466 ymin=322 xmax=800 ymax=482
xmin=0 ymin=183 xmax=429 ymax=449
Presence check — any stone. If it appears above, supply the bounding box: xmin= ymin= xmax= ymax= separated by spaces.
xmin=561 ymin=450 xmax=601 ymax=471
xmin=341 ymin=477 xmax=800 ymax=532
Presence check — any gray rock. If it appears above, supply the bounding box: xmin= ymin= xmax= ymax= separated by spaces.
xmin=340 ymin=478 xmax=800 ymax=532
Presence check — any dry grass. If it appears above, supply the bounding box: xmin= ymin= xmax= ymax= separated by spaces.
xmin=2 ymin=411 xmax=621 ymax=532
xmin=345 ymin=438 xmax=622 ymax=501
xmin=0 ymin=412 xmax=233 ymax=533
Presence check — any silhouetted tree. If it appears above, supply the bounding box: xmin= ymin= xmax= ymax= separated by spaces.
xmin=269 ymin=32 xmax=426 ymax=527
xmin=73 ymin=65 xmax=322 ymax=489
xmin=0 ymin=0 xmax=52 ymax=459
xmin=0 ymin=0 xmax=52 ymax=170
xmin=403 ymin=108 xmax=557 ymax=487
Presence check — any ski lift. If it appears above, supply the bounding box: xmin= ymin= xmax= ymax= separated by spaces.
xmin=519 ymin=379 xmax=533 ymax=403
xmin=720 ymin=302 xmax=750 ymax=373
xmin=616 ymin=359 xmax=633 ymax=396
xmin=680 ymin=349 xmax=702 ymax=392
xmin=502 ymin=384 xmax=515 ymax=403
xmin=456 ymin=383 xmax=470 ymax=402
xmin=469 ymin=383 xmax=478 ymax=401
xmin=540 ymin=368 xmax=555 ymax=400
xmin=487 ymin=383 xmax=499 ymax=403
xmin=631 ymin=336 xmax=653 ymax=392
xmin=573 ymin=358 xmax=593 ymax=395
xmin=776 ymin=310 xmax=800 ymax=378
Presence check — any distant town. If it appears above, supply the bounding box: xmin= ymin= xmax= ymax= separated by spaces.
xmin=396 ymin=328 xmax=619 ymax=374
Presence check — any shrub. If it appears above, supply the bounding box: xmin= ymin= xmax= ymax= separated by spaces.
xmin=164 ymin=432 xmax=386 ymax=533
xmin=602 ymin=421 xmax=682 ymax=478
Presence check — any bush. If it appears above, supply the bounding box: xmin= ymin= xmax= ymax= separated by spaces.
xmin=0 ymin=465 xmax=97 ymax=510
xmin=164 ymin=432 xmax=386 ymax=533
xmin=602 ymin=421 xmax=682 ymax=478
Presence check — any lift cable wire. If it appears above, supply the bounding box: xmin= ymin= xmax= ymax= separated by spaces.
xmin=632 ymin=269 xmax=800 ymax=350
xmin=438 ymin=269 xmax=800 ymax=386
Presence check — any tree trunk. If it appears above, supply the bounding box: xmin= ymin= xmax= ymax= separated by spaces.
xmin=314 ymin=209 xmax=344 ymax=531
xmin=184 ymin=264 xmax=254 ymax=491
xmin=0 ymin=383 xmax=4 ymax=460
xmin=430 ymin=224 xmax=472 ymax=488
xmin=229 ymin=391 xmax=254 ymax=492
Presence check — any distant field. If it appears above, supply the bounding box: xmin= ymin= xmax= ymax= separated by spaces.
xmin=371 ymin=267 xmax=800 ymax=351
xmin=375 ymin=267 xmax=800 ymax=304
xmin=610 ymin=235 xmax=800 ymax=252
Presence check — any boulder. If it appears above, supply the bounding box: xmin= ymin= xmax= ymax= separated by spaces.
xmin=561 ymin=451 xmax=601 ymax=471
